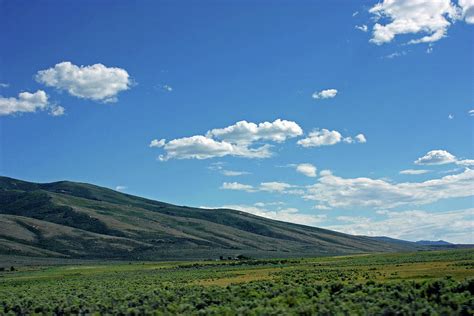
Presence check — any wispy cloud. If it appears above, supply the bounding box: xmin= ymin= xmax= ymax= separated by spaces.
xmin=326 ymin=208 xmax=474 ymax=244
xmin=202 ymin=204 xmax=326 ymax=226
xmin=399 ymin=169 xmax=430 ymax=175
xmin=355 ymin=24 xmax=368 ymax=32
xmin=115 ymin=185 xmax=127 ymax=191
xmin=304 ymin=169 xmax=474 ymax=210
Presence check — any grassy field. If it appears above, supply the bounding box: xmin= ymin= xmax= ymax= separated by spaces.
xmin=1 ymin=250 xmax=473 ymax=315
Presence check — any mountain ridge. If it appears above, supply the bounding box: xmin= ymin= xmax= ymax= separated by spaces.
xmin=0 ymin=176 xmax=441 ymax=261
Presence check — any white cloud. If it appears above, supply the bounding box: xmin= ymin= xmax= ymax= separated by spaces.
xmin=149 ymin=139 xmax=166 ymax=148
xmin=49 ymin=105 xmax=65 ymax=117
xmin=304 ymin=169 xmax=474 ymax=209
xmin=319 ymin=170 xmax=332 ymax=176
xmin=459 ymin=0 xmax=474 ymax=23
xmin=156 ymin=84 xmax=173 ymax=92
xmin=207 ymin=162 xmax=250 ymax=176
xmin=296 ymin=163 xmax=317 ymax=177
xmin=312 ymin=89 xmax=338 ymax=99
xmin=384 ymin=51 xmax=407 ymax=59
xmin=415 ymin=150 xmax=474 ymax=167
xmin=415 ymin=149 xmax=457 ymax=165
xmin=115 ymin=185 xmax=127 ymax=191
xmin=400 ymin=169 xmax=430 ymax=175
xmin=152 ymin=119 xmax=303 ymax=161
xmin=157 ymin=135 xmax=272 ymax=161
xmin=0 ymin=83 xmax=9 ymax=88
xmin=0 ymin=90 xmax=50 ymax=116
xmin=326 ymin=208 xmax=473 ymax=244
xmin=313 ymin=204 xmax=331 ymax=210
xmin=297 ymin=129 xmax=342 ymax=147
xmin=36 ymin=61 xmax=131 ymax=102
xmin=456 ymin=159 xmax=474 ymax=167
xmin=297 ymin=129 xmax=366 ymax=148
xmin=220 ymin=181 xmax=300 ymax=195
xmin=259 ymin=182 xmax=293 ymax=193
xmin=369 ymin=0 xmax=459 ymax=45
xmin=355 ymin=24 xmax=368 ymax=32
xmin=355 ymin=134 xmax=367 ymax=143
xmin=448 ymin=113 xmax=454 ymax=119
xmin=469 ymin=109 xmax=474 ymax=116
xmin=221 ymin=170 xmax=250 ymax=176
xmin=204 ymin=204 xmax=326 ymax=226
xmin=207 ymin=119 xmax=303 ymax=145
xmin=220 ymin=182 xmax=255 ymax=192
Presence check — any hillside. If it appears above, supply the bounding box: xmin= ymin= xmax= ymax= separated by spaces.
xmin=0 ymin=176 xmax=421 ymax=260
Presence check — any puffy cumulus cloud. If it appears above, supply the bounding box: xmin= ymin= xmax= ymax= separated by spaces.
xmin=415 ymin=150 xmax=474 ymax=167
xmin=469 ymin=109 xmax=474 ymax=116
xmin=206 ymin=119 xmax=303 ymax=145
xmin=156 ymin=135 xmax=272 ymax=161
xmin=202 ymin=204 xmax=326 ymax=226
xmin=459 ymin=0 xmax=474 ymax=23
xmin=36 ymin=61 xmax=131 ymax=102
xmin=297 ymin=129 xmax=366 ymax=148
xmin=303 ymin=169 xmax=474 ymax=209
xmin=400 ymin=169 xmax=430 ymax=175
xmin=355 ymin=134 xmax=367 ymax=143
xmin=369 ymin=0 xmax=459 ymax=45
xmin=149 ymin=139 xmax=166 ymax=148
xmin=0 ymin=90 xmax=50 ymax=116
xmin=298 ymin=129 xmax=342 ymax=147
xmin=415 ymin=150 xmax=457 ymax=165
xmin=220 ymin=182 xmax=255 ymax=192
xmin=151 ymin=119 xmax=303 ymax=161
xmin=296 ymin=163 xmax=317 ymax=177
xmin=326 ymin=208 xmax=473 ymax=244
xmin=312 ymin=89 xmax=338 ymax=99
xmin=161 ymin=136 xmax=235 ymax=160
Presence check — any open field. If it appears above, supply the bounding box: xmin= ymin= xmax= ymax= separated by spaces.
xmin=1 ymin=249 xmax=473 ymax=315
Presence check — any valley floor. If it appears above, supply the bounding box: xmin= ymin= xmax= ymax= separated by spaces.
xmin=1 ymin=249 xmax=473 ymax=315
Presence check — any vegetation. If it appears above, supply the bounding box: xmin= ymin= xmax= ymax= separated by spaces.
xmin=1 ymin=250 xmax=473 ymax=315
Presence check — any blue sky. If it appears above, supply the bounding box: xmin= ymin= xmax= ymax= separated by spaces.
xmin=1 ymin=0 xmax=473 ymax=243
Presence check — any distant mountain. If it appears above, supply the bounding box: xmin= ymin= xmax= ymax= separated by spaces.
xmin=0 ymin=176 xmax=422 ymax=260
xmin=370 ymin=236 xmax=418 ymax=246
xmin=415 ymin=240 xmax=453 ymax=246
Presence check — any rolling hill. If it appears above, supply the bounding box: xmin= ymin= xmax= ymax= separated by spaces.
xmin=0 ymin=176 xmax=422 ymax=261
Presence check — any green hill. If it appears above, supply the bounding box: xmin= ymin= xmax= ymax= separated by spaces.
xmin=0 ymin=176 xmax=420 ymax=260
